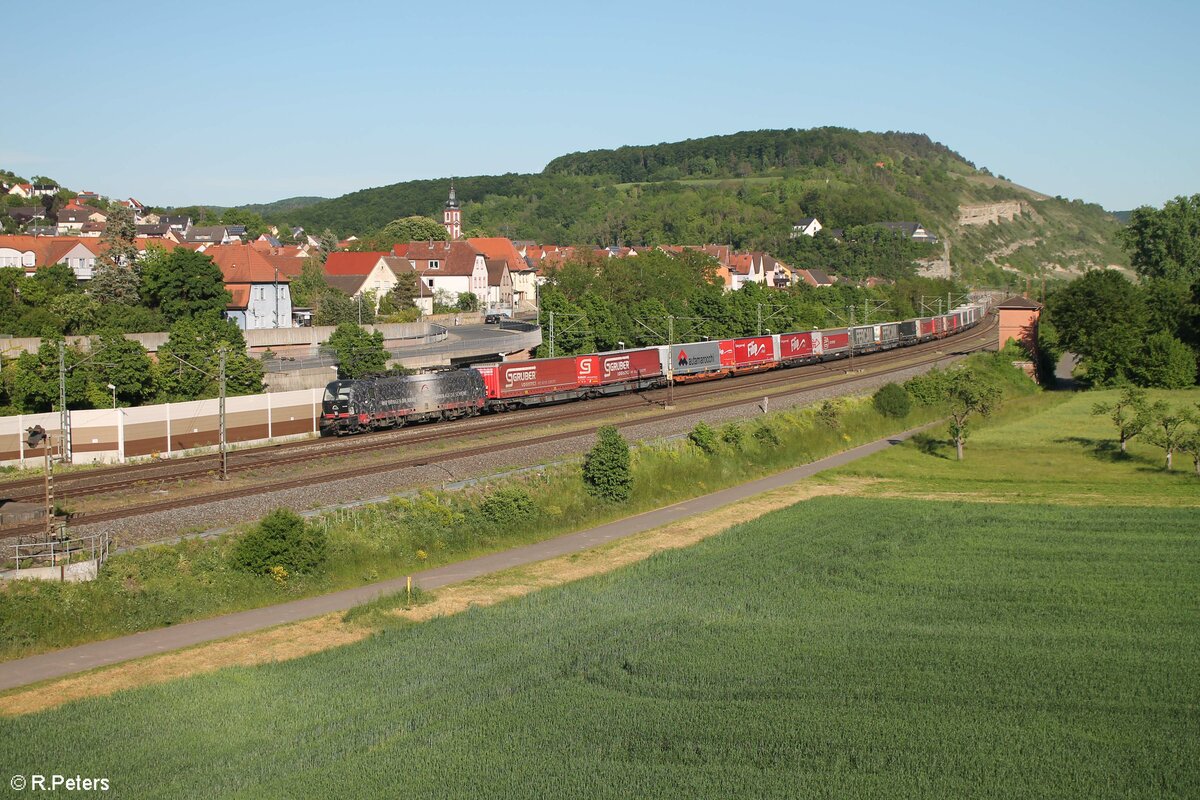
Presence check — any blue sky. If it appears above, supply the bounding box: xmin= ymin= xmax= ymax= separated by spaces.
xmin=3 ymin=0 xmax=1195 ymax=211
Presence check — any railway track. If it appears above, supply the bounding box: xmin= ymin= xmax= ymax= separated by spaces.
xmin=0 ymin=322 xmax=994 ymax=502
xmin=0 ymin=319 xmax=996 ymax=538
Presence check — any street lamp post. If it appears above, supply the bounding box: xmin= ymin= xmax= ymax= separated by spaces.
xmin=106 ymin=383 xmax=116 ymax=409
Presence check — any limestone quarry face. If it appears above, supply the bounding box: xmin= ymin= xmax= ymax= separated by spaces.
xmin=957 ymin=201 xmax=1025 ymax=226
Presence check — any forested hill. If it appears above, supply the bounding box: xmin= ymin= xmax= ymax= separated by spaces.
xmin=543 ymin=128 xmax=971 ymax=182
xmin=280 ymin=127 xmax=1127 ymax=284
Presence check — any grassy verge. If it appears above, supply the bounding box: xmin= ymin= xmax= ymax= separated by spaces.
xmin=3 ymin=496 xmax=1194 ymax=798
xmin=0 ymin=354 xmax=1034 ymax=662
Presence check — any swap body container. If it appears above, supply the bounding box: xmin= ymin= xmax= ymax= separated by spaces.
xmin=476 ymin=358 xmax=580 ymax=399
xmin=719 ymin=336 xmax=776 ymax=368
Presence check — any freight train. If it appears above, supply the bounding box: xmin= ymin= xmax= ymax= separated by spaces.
xmin=320 ymin=304 xmax=986 ymax=435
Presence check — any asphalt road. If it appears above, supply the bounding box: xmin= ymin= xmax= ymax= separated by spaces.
xmin=0 ymin=426 xmax=927 ymax=693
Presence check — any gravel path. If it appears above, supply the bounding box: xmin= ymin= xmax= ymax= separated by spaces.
xmin=75 ymin=355 xmax=967 ymax=548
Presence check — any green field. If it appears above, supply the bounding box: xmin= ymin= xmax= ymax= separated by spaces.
xmin=831 ymin=389 xmax=1200 ymax=505
xmin=2 ymin=494 xmax=1196 ymax=798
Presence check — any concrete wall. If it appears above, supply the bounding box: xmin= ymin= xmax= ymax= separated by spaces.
xmin=0 ymin=388 xmax=325 ymax=467
xmin=0 ymin=322 xmax=447 ymax=360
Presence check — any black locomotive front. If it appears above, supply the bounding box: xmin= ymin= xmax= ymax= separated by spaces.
xmin=320 ymin=380 xmax=358 ymax=434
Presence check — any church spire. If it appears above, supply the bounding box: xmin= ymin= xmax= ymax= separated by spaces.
xmin=442 ymin=180 xmax=462 ymax=239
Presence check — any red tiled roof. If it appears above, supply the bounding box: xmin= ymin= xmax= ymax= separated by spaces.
xmin=324 ymin=251 xmax=388 ymax=276
xmin=0 ymin=235 xmax=100 ymax=267
xmin=226 ymin=285 xmax=250 ymax=310
xmin=391 ymin=243 xmax=410 ymax=257
xmin=467 ymin=237 xmax=525 ymax=272
xmin=203 ymin=244 xmax=291 ymax=284
xmin=404 ymin=240 xmax=483 ymax=276
xmin=264 ymin=252 xmax=305 ymax=278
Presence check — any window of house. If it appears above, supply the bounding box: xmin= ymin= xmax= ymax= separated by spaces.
xmin=428 ymin=260 xmax=440 ymax=270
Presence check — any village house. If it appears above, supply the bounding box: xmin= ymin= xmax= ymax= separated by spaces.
xmin=484 ymin=259 xmax=514 ymax=310
xmin=7 ymin=183 xmax=58 ymax=199
xmin=468 ymin=237 xmax=525 ymax=309
xmin=56 ymin=205 xmax=107 ymax=236
xmin=399 ymin=240 xmax=489 ymax=307
xmin=203 ymin=244 xmax=293 ymax=330
xmin=323 ymin=251 xmax=413 ymax=307
xmin=0 ymin=235 xmax=99 ymax=279
xmin=791 ymin=217 xmax=822 ymax=238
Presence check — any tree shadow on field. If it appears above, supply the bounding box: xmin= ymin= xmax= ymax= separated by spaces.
xmin=911 ymin=432 xmax=951 ymax=460
xmin=1056 ymin=436 xmax=1136 ymax=464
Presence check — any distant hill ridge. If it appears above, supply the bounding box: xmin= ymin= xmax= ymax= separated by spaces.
xmin=203 ymin=129 xmax=1135 ymax=282
xmin=543 ymin=127 xmax=972 ymax=182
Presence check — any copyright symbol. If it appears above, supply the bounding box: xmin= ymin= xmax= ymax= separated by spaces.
xmin=10 ymin=774 xmax=26 ymax=790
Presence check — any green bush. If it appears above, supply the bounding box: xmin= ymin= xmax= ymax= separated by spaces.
xmin=583 ymin=425 xmax=632 ymax=502
xmin=817 ymin=400 xmax=841 ymax=429
xmin=720 ymin=423 xmax=744 ymax=449
xmin=230 ymin=508 xmax=328 ymax=576
xmin=688 ymin=422 xmax=719 ymax=454
xmin=480 ymin=486 xmax=537 ymax=530
xmin=1130 ymin=333 xmax=1197 ymax=388
xmin=753 ymin=424 xmax=781 ymax=447
xmin=873 ymin=382 xmax=912 ymax=418
xmin=905 ymin=369 xmax=950 ymax=405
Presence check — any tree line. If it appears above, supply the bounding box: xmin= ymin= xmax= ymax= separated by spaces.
xmin=1045 ymin=194 xmax=1200 ymax=389
xmin=532 ymin=248 xmax=965 ymax=357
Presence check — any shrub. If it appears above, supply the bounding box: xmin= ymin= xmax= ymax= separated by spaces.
xmin=817 ymin=400 xmax=841 ymax=429
xmin=583 ymin=425 xmax=632 ymax=502
xmin=231 ymin=508 xmax=328 ymax=576
xmin=905 ymin=369 xmax=950 ymax=405
xmin=480 ymin=486 xmax=537 ymax=529
xmin=1130 ymin=333 xmax=1197 ymax=389
xmin=720 ymin=423 xmax=744 ymax=449
xmin=753 ymin=424 xmax=780 ymax=447
xmin=688 ymin=422 xmax=719 ymax=454
xmin=873 ymin=382 xmax=912 ymax=418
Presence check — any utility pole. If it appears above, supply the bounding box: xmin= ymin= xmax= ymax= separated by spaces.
xmin=847 ymin=306 xmax=855 ymax=372
xmin=548 ymin=311 xmax=555 ymax=358
xmin=44 ymin=433 xmax=55 ymax=539
xmin=58 ymin=340 xmax=70 ymax=464
xmin=666 ymin=314 xmax=675 ymax=409
xmin=756 ymin=304 xmax=762 ymax=336
xmin=218 ymin=347 xmax=228 ymax=481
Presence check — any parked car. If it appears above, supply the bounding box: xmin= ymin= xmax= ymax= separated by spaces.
xmin=484 ymin=310 xmax=511 ymax=324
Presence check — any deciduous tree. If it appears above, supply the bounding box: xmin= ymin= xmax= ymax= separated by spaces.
xmin=155 ymin=317 xmax=263 ymax=401
xmin=946 ymin=368 xmax=1002 ymax=461
xmin=1146 ymin=404 xmax=1195 ymax=470
xmin=354 ymin=216 xmax=446 ymax=251
xmin=1122 ymin=194 xmax=1200 ymax=283
xmin=1047 ymin=270 xmax=1148 ymax=385
xmin=325 ymin=323 xmax=388 ymax=379
xmin=1091 ymin=386 xmax=1153 ymax=454
xmin=140 ymin=247 xmax=231 ymax=323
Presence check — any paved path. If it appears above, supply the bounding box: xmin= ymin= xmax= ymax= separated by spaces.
xmin=0 ymin=426 xmax=925 ymax=692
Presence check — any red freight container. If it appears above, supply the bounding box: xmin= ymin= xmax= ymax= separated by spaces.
xmin=596 ymin=348 xmax=664 ymax=385
xmin=779 ymin=331 xmax=819 ymax=361
xmin=820 ymin=329 xmax=850 ymax=354
xmin=477 ymin=357 xmax=581 ymax=399
xmin=718 ymin=336 xmax=775 ymax=367
xmin=919 ymin=318 xmax=936 ymax=337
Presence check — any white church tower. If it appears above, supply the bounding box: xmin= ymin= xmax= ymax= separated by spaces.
xmin=443 ymin=181 xmax=462 ymax=240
